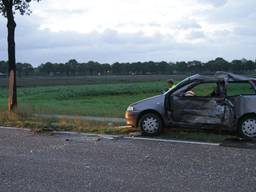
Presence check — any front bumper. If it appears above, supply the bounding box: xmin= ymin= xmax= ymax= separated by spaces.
xmin=125 ymin=111 xmax=139 ymax=127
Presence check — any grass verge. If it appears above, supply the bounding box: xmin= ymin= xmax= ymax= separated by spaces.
xmin=0 ymin=111 xmax=239 ymax=143
xmin=0 ymin=111 xmax=137 ymax=135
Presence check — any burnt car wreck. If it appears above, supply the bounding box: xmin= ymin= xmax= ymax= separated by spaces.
xmin=125 ymin=72 xmax=256 ymax=139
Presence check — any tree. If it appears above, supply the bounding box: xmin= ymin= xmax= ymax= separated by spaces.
xmin=0 ymin=0 xmax=40 ymax=111
xmin=0 ymin=60 xmax=8 ymax=74
xmin=65 ymin=59 xmax=78 ymax=76
xmin=175 ymin=61 xmax=187 ymax=73
xmin=16 ymin=62 xmax=34 ymax=76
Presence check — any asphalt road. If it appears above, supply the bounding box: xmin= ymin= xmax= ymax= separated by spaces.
xmin=0 ymin=127 xmax=255 ymax=192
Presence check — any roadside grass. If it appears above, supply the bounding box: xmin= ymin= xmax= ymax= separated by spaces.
xmin=0 ymin=111 xmax=237 ymax=143
xmin=0 ymin=111 xmax=137 ymax=134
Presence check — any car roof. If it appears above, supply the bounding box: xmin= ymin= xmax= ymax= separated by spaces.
xmin=187 ymin=71 xmax=256 ymax=82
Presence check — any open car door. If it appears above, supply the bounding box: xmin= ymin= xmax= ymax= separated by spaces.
xmin=170 ymin=96 xmax=228 ymax=125
xmin=168 ymin=82 xmax=234 ymax=127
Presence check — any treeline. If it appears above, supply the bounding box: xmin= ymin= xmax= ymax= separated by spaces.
xmin=0 ymin=57 xmax=256 ymax=77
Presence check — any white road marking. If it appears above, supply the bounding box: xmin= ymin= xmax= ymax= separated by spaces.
xmin=54 ymin=131 xmax=220 ymax=146
xmin=0 ymin=126 xmax=220 ymax=146
xmin=124 ymin=136 xmax=220 ymax=146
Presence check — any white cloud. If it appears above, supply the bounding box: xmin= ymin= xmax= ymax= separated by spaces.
xmin=31 ymin=0 xmax=211 ymax=39
xmin=196 ymin=0 xmax=228 ymax=7
xmin=175 ymin=19 xmax=201 ymax=30
xmin=186 ymin=30 xmax=205 ymax=40
xmin=0 ymin=0 xmax=255 ymax=65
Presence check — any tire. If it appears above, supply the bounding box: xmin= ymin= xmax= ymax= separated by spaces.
xmin=139 ymin=113 xmax=162 ymax=136
xmin=238 ymin=115 xmax=256 ymax=139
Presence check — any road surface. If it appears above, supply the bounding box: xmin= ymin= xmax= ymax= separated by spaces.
xmin=0 ymin=127 xmax=255 ymax=192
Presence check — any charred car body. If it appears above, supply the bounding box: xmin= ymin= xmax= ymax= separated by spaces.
xmin=125 ymin=72 xmax=256 ymax=138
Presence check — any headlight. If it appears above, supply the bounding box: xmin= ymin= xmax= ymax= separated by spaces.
xmin=127 ymin=106 xmax=135 ymax=111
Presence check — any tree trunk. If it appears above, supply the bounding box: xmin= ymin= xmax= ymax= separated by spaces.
xmin=4 ymin=1 xmax=17 ymax=111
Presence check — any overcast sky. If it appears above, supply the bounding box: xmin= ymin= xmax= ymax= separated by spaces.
xmin=0 ymin=0 xmax=255 ymax=66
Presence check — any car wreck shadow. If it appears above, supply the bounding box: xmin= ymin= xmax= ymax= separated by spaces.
xmin=220 ymin=137 xmax=256 ymax=149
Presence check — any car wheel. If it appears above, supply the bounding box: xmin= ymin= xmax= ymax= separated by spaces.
xmin=238 ymin=115 xmax=256 ymax=139
xmin=139 ymin=113 xmax=162 ymax=136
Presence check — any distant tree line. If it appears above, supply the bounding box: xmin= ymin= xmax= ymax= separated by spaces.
xmin=0 ymin=57 xmax=256 ymax=77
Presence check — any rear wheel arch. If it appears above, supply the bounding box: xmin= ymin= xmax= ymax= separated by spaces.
xmin=237 ymin=113 xmax=256 ymax=127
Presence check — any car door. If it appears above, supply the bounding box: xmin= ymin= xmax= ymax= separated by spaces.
xmin=168 ymin=82 xmax=234 ymax=126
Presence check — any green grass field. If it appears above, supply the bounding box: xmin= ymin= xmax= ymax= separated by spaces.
xmin=0 ymin=81 xmax=166 ymax=117
xmin=0 ymin=77 xmax=254 ymax=117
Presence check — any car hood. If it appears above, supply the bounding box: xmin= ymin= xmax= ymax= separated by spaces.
xmin=131 ymin=94 xmax=165 ymax=110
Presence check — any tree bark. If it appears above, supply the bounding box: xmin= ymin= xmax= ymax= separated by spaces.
xmin=4 ymin=0 xmax=17 ymax=111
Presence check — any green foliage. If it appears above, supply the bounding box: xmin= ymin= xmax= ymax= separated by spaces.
xmin=1 ymin=58 xmax=256 ymax=77
xmin=0 ymin=0 xmax=41 ymax=16
xmin=227 ymin=82 xmax=256 ymax=96
xmin=0 ymin=61 xmax=8 ymax=74
xmin=191 ymin=83 xmax=216 ymax=96
xmin=0 ymin=81 xmax=165 ymax=117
